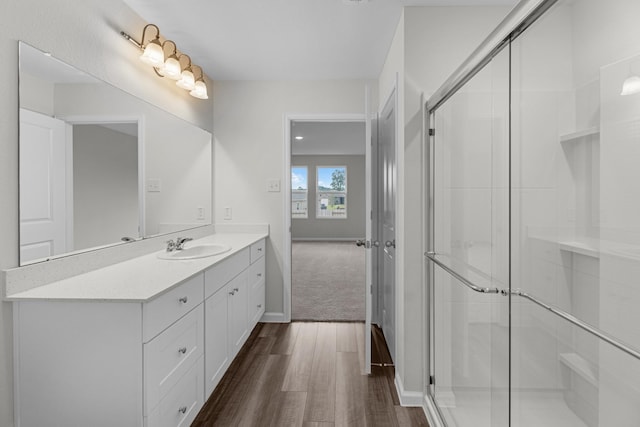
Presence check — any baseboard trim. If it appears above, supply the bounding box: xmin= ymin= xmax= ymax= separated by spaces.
xmin=291 ymin=237 xmax=361 ymax=242
xmin=394 ymin=373 xmax=424 ymax=407
xmin=260 ymin=312 xmax=287 ymax=323
xmin=423 ymin=393 xmax=445 ymax=427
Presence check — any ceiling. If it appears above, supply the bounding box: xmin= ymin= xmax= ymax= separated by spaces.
xmin=292 ymin=121 xmax=365 ymax=156
xmin=122 ymin=0 xmax=517 ymax=81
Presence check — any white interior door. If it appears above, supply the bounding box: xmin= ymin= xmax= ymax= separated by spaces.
xmin=380 ymin=91 xmax=396 ymax=362
xmin=364 ymin=86 xmax=373 ymax=375
xmin=19 ymin=108 xmax=68 ymax=263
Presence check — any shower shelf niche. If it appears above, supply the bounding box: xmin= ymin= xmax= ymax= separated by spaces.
xmin=559 ymin=352 xmax=598 ymax=387
xmin=559 ymin=127 xmax=600 ymax=143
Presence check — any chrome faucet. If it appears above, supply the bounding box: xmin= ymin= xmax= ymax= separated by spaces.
xmin=175 ymin=237 xmax=193 ymax=250
xmin=166 ymin=239 xmax=177 ymax=252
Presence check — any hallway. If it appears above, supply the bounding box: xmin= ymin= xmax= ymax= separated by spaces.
xmin=192 ymin=322 xmax=428 ymax=426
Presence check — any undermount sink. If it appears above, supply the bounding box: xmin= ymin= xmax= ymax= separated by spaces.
xmin=157 ymin=243 xmax=231 ymax=260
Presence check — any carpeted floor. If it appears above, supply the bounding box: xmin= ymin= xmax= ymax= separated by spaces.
xmin=292 ymin=241 xmax=365 ymax=321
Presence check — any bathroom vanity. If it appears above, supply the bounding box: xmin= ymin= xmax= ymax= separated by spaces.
xmin=5 ymin=232 xmax=267 ymax=427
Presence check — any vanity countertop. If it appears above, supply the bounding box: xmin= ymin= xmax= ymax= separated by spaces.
xmin=4 ymin=232 xmax=267 ymax=302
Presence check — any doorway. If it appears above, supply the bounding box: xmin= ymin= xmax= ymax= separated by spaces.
xmin=288 ymin=120 xmax=366 ymax=321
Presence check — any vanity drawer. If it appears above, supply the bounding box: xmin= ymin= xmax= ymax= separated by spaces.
xmin=145 ymin=355 xmax=204 ymax=427
xmin=250 ymin=239 xmax=265 ymax=264
xmin=247 ymin=256 xmax=265 ymax=289
xmin=144 ymin=304 xmax=204 ymax=414
xmin=249 ymin=282 xmax=265 ymax=329
xmin=143 ymin=274 xmax=204 ymax=342
xmin=204 ymin=247 xmax=250 ymax=298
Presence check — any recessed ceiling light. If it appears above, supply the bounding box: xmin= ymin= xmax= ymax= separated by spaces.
xmin=295 ymin=136 xmax=304 ymax=140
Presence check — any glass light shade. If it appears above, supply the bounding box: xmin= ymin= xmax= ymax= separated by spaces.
xmin=176 ymin=69 xmax=195 ymax=90
xmin=139 ymin=39 xmax=164 ymax=67
xmin=190 ymin=80 xmax=208 ymax=99
xmin=621 ymin=75 xmax=640 ymax=96
xmin=163 ymin=56 xmax=182 ymax=80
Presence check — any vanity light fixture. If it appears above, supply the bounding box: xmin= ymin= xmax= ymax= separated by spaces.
xmin=120 ymin=24 xmax=209 ymax=100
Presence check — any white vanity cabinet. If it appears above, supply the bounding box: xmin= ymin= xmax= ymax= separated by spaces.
xmin=9 ymin=233 xmax=268 ymax=427
xmin=13 ymin=273 xmax=206 ymax=427
xmin=203 ymin=238 xmax=266 ymax=395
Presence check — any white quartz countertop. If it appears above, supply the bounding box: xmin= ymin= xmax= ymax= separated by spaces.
xmin=5 ymin=233 xmax=267 ymax=302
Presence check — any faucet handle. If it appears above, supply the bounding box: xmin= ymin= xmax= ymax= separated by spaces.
xmin=166 ymin=239 xmax=177 ymax=252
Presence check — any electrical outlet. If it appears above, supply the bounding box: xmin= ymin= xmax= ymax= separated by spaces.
xmin=197 ymin=206 xmax=205 ymax=220
xmin=267 ymin=179 xmax=281 ymax=192
xmin=224 ymin=207 xmax=232 ymax=220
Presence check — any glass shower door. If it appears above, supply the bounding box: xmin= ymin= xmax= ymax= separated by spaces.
xmin=430 ymin=47 xmax=510 ymax=427
xmin=510 ymin=0 xmax=640 ymax=425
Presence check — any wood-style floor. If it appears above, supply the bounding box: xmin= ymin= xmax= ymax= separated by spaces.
xmin=192 ymin=322 xmax=429 ymax=427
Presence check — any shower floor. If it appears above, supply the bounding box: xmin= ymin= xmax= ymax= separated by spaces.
xmin=436 ymin=390 xmax=587 ymax=427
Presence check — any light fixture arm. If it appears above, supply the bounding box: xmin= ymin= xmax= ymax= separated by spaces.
xmin=140 ymin=23 xmax=160 ymax=48
xmin=192 ymin=65 xmax=204 ymax=81
xmin=178 ymin=54 xmax=193 ymax=72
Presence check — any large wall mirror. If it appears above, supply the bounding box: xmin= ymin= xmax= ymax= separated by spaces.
xmin=18 ymin=42 xmax=212 ymax=265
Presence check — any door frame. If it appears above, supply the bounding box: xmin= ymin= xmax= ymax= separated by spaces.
xmin=60 ymin=114 xmax=145 ymax=237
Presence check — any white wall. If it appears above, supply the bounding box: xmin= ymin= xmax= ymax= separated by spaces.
xmin=73 ymin=124 xmax=139 ymax=250
xmin=0 ymin=2 xmax=213 ymax=425
xmin=292 ymin=155 xmax=366 ymax=240
xmin=213 ymin=79 xmax=375 ymax=318
xmin=379 ymin=5 xmax=512 ymax=395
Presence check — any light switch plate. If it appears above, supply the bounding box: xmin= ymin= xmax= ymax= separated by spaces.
xmin=147 ymin=179 xmax=161 ymax=192
xmin=224 ymin=207 xmax=232 ymax=220
xmin=267 ymin=179 xmax=281 ymax=192
xmin=197 ymin=206 xmax=205 ymax=220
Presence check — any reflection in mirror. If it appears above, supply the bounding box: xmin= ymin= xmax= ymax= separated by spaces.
xmin=18 ymin=42 xmax=212 ymax=265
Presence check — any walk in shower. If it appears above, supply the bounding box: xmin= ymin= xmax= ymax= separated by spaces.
xmin=425 ymin=0 xmax=640 ymax=425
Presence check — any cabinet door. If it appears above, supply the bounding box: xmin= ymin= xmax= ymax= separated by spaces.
xmin=204 ymin=286 xmax=229 ymax=396
xmin=228 ymin=270 xmax=249 ymax=358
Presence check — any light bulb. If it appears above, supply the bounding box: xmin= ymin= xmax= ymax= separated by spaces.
xmin=176 ymin=69 xmax=195 ymax=90
xmin=621 ymin=75 xmax=640 ymax=96
xmin=163 ymin=55 xmax=182 ymax=80
xmin=190 ymin=80 xmax=208 ymax=99
xmin=139 ymin=39 xmax=164 ymax=67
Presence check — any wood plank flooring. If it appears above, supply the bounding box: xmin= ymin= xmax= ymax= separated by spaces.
xmin=192 ymin=322 xmax=429 ymax=427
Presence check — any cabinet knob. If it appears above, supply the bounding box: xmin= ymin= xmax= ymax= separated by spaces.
xmin=229 ymin=290 xmax=236 ymax=296
xmin=178 ymin=406 xmax=187 ymax=414
xmin=257 ymin=247 xmax=263 ymax=252
xmin=233 ymin=287 xmax=239 ymax=293
xmin=257 ymin=304 xmax=262 ymax=308
xmin=179 ymin=296 xmax=188 ymax=304
xmin=257 ymin=273 xmax=262 ymax=277
xmin=178 ymin=347 xmax=187 ymax=355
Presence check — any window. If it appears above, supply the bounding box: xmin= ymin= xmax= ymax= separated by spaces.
xmin=316 ymin=166 xmax=347 ymax=218
xmin=291 ymin=166 xmax=308 ymax=218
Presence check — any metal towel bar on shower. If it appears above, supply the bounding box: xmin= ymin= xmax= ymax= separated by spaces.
xmin=425 ymin=251 xmax=640 ymax=362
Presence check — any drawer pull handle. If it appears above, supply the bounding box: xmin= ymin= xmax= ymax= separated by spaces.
xmin=257 ymin=304 xmax=262 ymax=308
xmin=229 ymin=290 xmax=236 ymax=296
xmin=179 ymin=296 xmax=188 ymax=304
xmin=257 ymin=273 xmax=262 ymax=277
xmin=178 ymin=406 xmax=187 ymax=414
xmin=257 ymin=247 xmax=263 ymax=252
xmin=178 ymin=347 xmax=187 ymax=355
